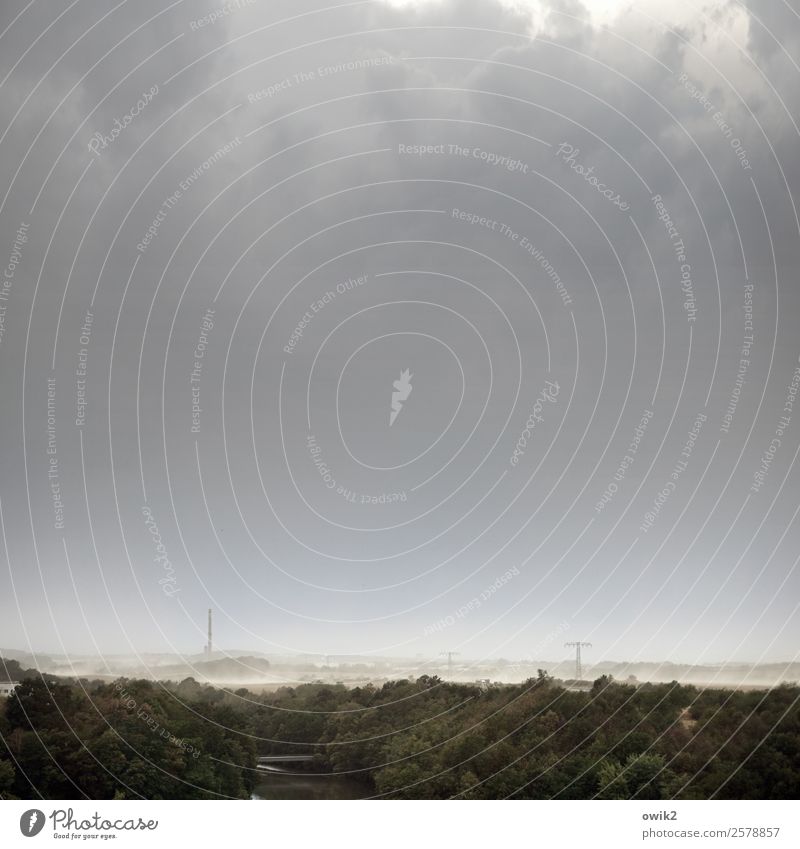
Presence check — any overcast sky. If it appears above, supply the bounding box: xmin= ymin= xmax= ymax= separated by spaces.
xmin=0 ymin=0 xmax=798 ymax=668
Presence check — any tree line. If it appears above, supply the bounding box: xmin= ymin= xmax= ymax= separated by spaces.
xmin=1 ymin=660 xmax=797 ymax=799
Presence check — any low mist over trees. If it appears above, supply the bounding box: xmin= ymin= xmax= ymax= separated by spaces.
xmin=1 ymin=662 xmax=797 ymax=799
xmin=0 ymin=669 xmax=256 ymax=800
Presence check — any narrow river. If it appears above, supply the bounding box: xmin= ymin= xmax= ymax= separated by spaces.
xmin=251 ymin=766 xmax=370 ymax=800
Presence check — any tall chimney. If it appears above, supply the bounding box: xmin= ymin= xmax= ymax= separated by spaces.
xmin=207 ymin=608 xmax=212 ymax=658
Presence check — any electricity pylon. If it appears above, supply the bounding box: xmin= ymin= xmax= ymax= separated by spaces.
xmin=565 ymin=641 xmax=592 ymax=680
xmin=440 ymin=651 xmax=460 ymax=676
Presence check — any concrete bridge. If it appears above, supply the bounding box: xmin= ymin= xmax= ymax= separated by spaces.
xmin=257 ymin=754 xmax=315 ymax=770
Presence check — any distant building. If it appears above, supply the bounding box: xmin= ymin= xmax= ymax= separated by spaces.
xmin=0 ymin=681 xmax=19 ymax=698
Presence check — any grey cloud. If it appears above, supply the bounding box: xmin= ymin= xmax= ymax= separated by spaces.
xmin=0 ymin=0 xmax=797 ymax=665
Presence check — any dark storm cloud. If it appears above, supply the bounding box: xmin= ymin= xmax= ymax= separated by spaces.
xmin=0 ymin=0 xmax=797 ymax=669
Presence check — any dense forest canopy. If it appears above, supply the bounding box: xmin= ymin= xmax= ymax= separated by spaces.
xmin=1 ymin=661 xmax=797 ymax=800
